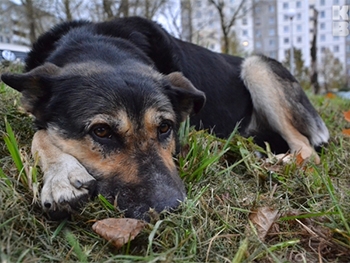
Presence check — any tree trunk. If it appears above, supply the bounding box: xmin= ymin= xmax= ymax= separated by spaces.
xmin=118 ymin=0 xmax=129 ymax=17
xmin=22 ymin=0 xmax=36 ymax=44
xmin=64 ymin=0 xmax=73 ymax=21
xmin=103 ymin=0 xmax=114 ymax=19
xmin=310 ymin=7 xmax=320 ymax=94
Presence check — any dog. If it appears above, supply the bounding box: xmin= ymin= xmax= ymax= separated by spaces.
xmin=1 ymin=17 xmax=329 ymax=220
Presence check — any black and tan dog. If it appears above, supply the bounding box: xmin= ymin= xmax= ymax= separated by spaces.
xmin=1 ymin=17 xmax=329 ymax=220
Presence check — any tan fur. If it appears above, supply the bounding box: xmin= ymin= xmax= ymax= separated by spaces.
xmin=241 ymin=55 xmax=320 ymax=163
xmin=32 ymin=130 xmax=96 ymax=211
xmin=47 ymin=128 xmax=141 ymax=184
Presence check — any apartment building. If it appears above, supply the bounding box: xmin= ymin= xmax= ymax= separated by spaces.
xmin=181 ymin=0 xmax=350 ymax=85
xmin=181 ymin=0 xmax=254 ymax=54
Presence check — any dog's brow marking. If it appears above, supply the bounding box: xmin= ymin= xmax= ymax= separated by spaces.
xmin=88 ymin=112 xmax=133 ymax=135
xmin=143 ymin=108 xmax=177 ymax=174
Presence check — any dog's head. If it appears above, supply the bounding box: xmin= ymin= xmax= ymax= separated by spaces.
xmin=1 ymin=61 xmax=206 ymax=219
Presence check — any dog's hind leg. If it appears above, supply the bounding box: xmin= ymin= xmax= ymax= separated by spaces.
xmin=240 ymin=55 xmax=329 ymax=163
xmin=32 ymin=130 xmax=96 ymax=219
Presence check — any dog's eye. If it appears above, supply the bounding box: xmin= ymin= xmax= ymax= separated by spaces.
xmin=93 ymin=125 xmax=112 ymax=138
xmin=158 ymin=121 xmax=172 ymax=141
xmin=159 ymin=122 xmax=171 ymax=134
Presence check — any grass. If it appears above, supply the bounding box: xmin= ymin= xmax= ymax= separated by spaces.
xmin=1 ymin=72 xmax=350 ymax=262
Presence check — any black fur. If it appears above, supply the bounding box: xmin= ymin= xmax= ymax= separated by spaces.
xmin=1 ymin=16 xmax=328 ymax=219
xmin=25 ymin=17 xmax=257 ymax=147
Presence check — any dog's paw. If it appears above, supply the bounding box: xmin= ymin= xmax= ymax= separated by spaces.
xmin=41 ymin=154 xmax=96 ymax=219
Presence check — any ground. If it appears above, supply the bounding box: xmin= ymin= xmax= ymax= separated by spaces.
xmin=0 ymin=65 xmax=350 ymax=262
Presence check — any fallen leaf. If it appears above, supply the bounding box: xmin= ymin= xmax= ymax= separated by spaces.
xmin=325 ymin=92 xmax=336 ymax=99
xmin=344 ymin=110 xmax=350 ymax=122
xmin=249 ymin=207 xmax=279 ymax=240
xmin=92 ymin=218 xmax=146 ymax=248
xmin=295 ymin=152 xmax=305 ymax=165
xmin=342 ymin=128 xmax=350 ymax=136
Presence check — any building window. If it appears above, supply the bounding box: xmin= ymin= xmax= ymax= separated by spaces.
xmin=284 ymin=26 xmax=289 ymax=33
xmin=297 ymin=25 xmax=302 ymax=32
xmin=320 ymin=11 xmax=325 ymax=18
xmin=269 ymin=17 xmax=275 ymax=24
xmin=269 ymin=51 xmax=276 ymax=58
xmin=256 ymin=29 xmax=261 ymax=38
xmin=269 ymin=28 xmax=275 ymax=36
xmin=334 ymin=36 xmax=339 ymax=41
xmin=334 ymin=45 xmax=339 ymax=52
xmin=334 ymin=0 xmax=339 ymax=4
xmin=296 ymin=1 xmax=301 ymax=8
xmin=256 ymin=41 xmax=262 ymax=48
xmin=297 ymin=13 xmax=302 ymax=20
xmin=320 ymin=23 xmax=325 ymax=30
xmin=284 ymin=14 xmax=289 ymax=21
xmin=321 ymin=46 xmax=326 ymax=53
xmin=242 ymin=18 xmax=248 ymax=25
xmin=255 ymin=17 xmax=261 ymax=26
xmin=269 ymin=39 xmax=275 ymax=47
xmin=195 ymin=11 xmax=202 ymax=18
xmin=284 ymin=37 xmax=289 ymax=44
xmin=297 ymin=36 xmax=302 ymax=43
xmin=320 ymin=0 xmax=325 ymax=5
xmin=283 ymin=2 xmax=289 ymax=9
xmin=320 ymin=34 xmax=326 ymax=41
xmin=242 ymin=30 xmax=248 ymax=36
xmin=268 ymin=5 xmax=275 ymax=13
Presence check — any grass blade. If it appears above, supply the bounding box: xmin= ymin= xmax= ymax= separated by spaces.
xmin=3 ymin=119 xmax=26 ymax=181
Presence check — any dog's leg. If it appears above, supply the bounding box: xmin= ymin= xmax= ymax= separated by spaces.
xmin=241 ymin=55 xmax=329 ymax=163
xmin=32 ymin=130 xmax=96 ymax=219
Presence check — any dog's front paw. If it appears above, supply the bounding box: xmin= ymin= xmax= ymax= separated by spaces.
xmin=41 ymin=154 xmax=96 ymax=220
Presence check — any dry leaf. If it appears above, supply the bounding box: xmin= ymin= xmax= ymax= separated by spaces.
xmin=344 ymin=110 xmax=350 ymax=122
xmin=295 ymin=152 xmax=305 ymax=166
xmin=92 ymin=218 xmax=146 ymax=248
xmin=325 ymin=92 xmax=336 ymax=99
xmin=249 ymin=207 xmax=279 ymax=240
xmin=342 ymin=128 xmax=350 ymax=136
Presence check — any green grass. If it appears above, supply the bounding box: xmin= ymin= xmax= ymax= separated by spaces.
xmin=1 ymin=77 xmax=350 ymax=262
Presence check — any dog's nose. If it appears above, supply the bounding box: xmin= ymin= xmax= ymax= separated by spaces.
xmin=154 ymin=190 xmax=186 ymax=213
xmin=151 ymin=183 xmax=186 ymax=214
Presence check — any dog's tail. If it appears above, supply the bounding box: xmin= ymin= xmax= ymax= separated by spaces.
xmin=240 ymin=54 xmax=329 ymax=162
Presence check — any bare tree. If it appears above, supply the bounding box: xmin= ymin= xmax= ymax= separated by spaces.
xmin=319 ymin=48 xmax=345 ymax=92
xmin=21 ymin=0 xmax=37 ymax=43
xmin=208 ymin=0 xmax=249 ymax=54
xmin=144 ymin=0 xmax=166 ymax=19
xmin=53 ymin=0 xmax=85 ymax=21
xmin=102 ymin=0 xmax=115 ymax=19
xmin=117 ymin=0 xmax=129 ymax=17
xmin=310 ymin=6 xmax=320 ymax=94
xmin=180 ymin=0 xmax=193 ymax=41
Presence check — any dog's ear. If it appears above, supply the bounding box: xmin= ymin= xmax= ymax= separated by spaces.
xmin=1 ymin=63 xmax=61 ymax=114
xmin=165 ymin=72 xmax=206 ymax=122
